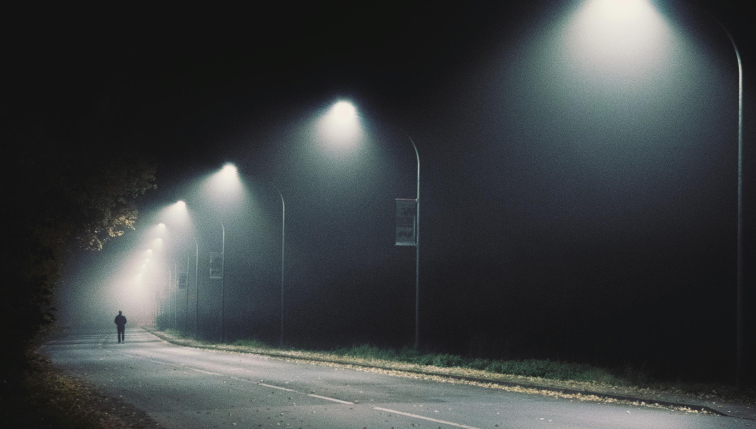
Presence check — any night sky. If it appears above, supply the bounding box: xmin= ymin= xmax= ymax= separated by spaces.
xmin=10 ymin=0 xmax=755 ymax=383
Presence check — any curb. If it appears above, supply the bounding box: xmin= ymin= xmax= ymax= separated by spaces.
xmin=144 ymin=329 xmax=732 ymax=418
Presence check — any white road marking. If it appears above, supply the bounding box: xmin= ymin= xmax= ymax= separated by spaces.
xmin=259 ymin=383 xmax=297 ymax=392
xmin=307 ymin=394 xmax=354 ymax=405
xmin=373 ymin=407 xmax=482 ymax=429
xmin=240 ymin=379 xmax=353 ymax=405
xmin=118 ymin=334 xmax=477 ymax=423
xmin=123 ymin=353 xmax=225 ymax=377
xmin=123 ymin=354 xmax=176 ymax=367
xmin=190 ymin=368 xmax=223 ymax=376
xmin=98 ymin=334 xmax=110 ymax=348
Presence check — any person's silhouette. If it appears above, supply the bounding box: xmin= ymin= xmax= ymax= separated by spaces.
xmin=114 ymin=311 xmax=127 ymax=343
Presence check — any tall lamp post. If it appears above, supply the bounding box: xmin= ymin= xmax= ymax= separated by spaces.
xmin=193 ymin=236 xmax=199 ymax=338
xmin=230 ymin=171 xmax=287 ymax=348
xmin=579 ymin=0 xmax=745 ymax=385
xmin=223 ymin=167 xmax=286 ymax=347
xmin=717 ymin=20 xmax=745 ymax=390
xmin=272 ymin=183 xmax=286 ymax=348
xmin=163 ymin=200 xmax=200 ymax=337
xmin=700 ymin=16 xmax=744 ymax=386
xmin=219 ymin=220 xmax=226 ymax=342
xmin=670 ymin=2 xmax=745 ymax=389
xmin=203 ymin=163 xmax=242 ymax=343
xmin=324 ymin=101 xmax=422 ymax=349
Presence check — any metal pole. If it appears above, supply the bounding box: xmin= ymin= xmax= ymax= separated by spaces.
xmin=165 ymin=267 xmax=169 ymax=329
xmin=220 ymin=221 xmax=226 ymax=343
xmin=704 ymin=12 xmax=744 ymax=387
xmin=185 ymin=252 xmax=190 ymax=332
xmin=719 ymin=24 xmax=744 ymax=388
xmin=409 ymin=136 xmax=421 ymax=350
xmin=272 ymin=184 xmax=286 ymax=348
xmin=194 ymin=238 xmax=199 ymax=339
xmin=364 ymin=118 xmax=421 ymax=349
xmin=173 ymin=261 xmax=178 ymax=329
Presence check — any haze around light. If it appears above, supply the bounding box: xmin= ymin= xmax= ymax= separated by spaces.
xmin=562 ymin=0 xmax=674 ymax=87
xmin=316 ymin=100 xmax=363 ymax=148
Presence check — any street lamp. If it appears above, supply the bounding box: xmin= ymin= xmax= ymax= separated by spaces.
xmin=131 ymin=245 xmax=160 ymax=327
xmin=319 ymin=101 xmax=363 ymax=146
xmin=166 ymin=200 xmax=200 ymax=336
xmin=154 ymin=221 xmax=182 ymax=329
xmin=146 ymin=226 xmax=167 ymax=327
xmin=204 ymin=163 xmax=244 ymax=342
xmin=206 ymin=164 xmax=286 ymax=346
xmin=574 ymin=0 xmax=745 ymax=385
xmin=703 ymin=15 xmax=746 ymax=390
xmin=220 ymin=168 xmax=287 ymax=347
xmin=323 ymin=100 xmax=422 ymax=349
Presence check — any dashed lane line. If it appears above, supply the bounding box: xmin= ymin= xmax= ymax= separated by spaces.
xmin=307 ymin=394 xmax=354 ymax=405
xmin=189 ymin=368 xmax=223 ymax=376
xmin=122 ymin=348 xmax=480 ymax=427
xmin=123 ymin=353 xmax=178 ymax=367
xmin=258 ymin=382 xmax=297 ymax=392
xmin=122 ymin=353 xmax=353 ymax=405
xmin=98 ymin=334 xmax=110 ymax=349
xmin=50 ymin=340 xmax=486 ymax=429
xmin=373 ymin=407 xmax=483 ymax=429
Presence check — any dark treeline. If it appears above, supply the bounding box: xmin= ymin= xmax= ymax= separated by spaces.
xmin=2 ymin=93 xmax=157 ymax=385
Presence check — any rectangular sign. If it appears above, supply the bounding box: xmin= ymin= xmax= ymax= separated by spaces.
xmin=209 ymin=252 xmax=223 ymax=279
xmin=396 ymin=198 xmax=417 ymax=246
xmin=178 ymin=272 xmax=188 ymax=290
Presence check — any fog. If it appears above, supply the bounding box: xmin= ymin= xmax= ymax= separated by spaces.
xmin=52 ymin=0 xmax=754 ymax=382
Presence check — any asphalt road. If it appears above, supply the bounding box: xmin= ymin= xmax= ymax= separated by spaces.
xmin=40 ymin=328 xmax=750 ymax=429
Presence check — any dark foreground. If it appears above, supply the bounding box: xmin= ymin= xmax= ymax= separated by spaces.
xmin=35 ymin=327 xmax=754 ymax=429
xmin=0 ymin=352 xmax=157 ymax=428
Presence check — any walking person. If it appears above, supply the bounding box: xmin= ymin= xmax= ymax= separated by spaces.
xmin=114 ymin=311 xmax=127 ymax=343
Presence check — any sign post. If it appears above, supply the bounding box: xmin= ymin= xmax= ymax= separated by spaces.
xmin=396 ymin=198 xmax=417 ymax=246
xmin=209 ymin=252 xmax=223 ymax=279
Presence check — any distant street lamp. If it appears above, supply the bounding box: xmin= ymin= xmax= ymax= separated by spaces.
xmin=272 ymin=183 xmax=286 ymax=348
xmin=219 ymin=220 xmax=226 ymax=342
xmin=191 ymin=236 xmax=198 ymax=335
xmin=171 ymin=200 xmax=200 ymax=337
xmin=577 ymin=0 xmax=744 ymax=385
xmin=153 ymin=225 xmax=167 ymax=327
xmin=160 ymin=201 xmax=200 ymax=335
xmin=154 ymin=220 xmax=182 ymax=329
xmin=140 ymin=227 xmax=166 ymax=327
xmin=223 ymin=169 xmax=287 ymax=348
xmin=323 ymin=100 xmax=422 ymax=349
xmin=205 ymin=163 xmax=241 ymax=343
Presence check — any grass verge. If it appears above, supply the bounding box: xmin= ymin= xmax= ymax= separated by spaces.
xmin=330 ymin=344 xmax=622 ymax=384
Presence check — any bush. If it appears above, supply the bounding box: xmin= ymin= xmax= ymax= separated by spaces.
xmin=414 ymin=354 xmax=437 ymax=366
xmin=318 ymin=344 xmax=625 ymax=385
xmin=432 ymin=354 xmax=466 ymax=367
xmin=469 ymin=358 xmax=490 ymax=370
xmin=233 ymin=339 xmax=270 ymax=348
xmin=332 ymin=344 xmax=406 ymax=361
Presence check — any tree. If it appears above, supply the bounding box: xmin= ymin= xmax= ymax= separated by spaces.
xmin=1 ymin=116 xmax=157 ymax=377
